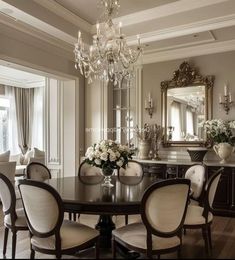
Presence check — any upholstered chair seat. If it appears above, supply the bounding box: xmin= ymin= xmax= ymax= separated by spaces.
xmin=184 ymin=205 xmax=213 ymax=225
xmin=4 ymin=208 xmax=27 ymax=227
xmin=112 ymin=222 xmax=181 ymax=250
xmin=31 ymin=220 xmax=99 ymax=250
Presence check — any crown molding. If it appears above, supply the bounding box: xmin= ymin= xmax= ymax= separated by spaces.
xmin=144 ymin=31 xmax=215 ymax=54
xmin=127 ymin=14 xmax=235 ymax=45
xmin=143 ymin=39 xmax=235 ymax=64
xmin=0 ymin=76 xmax=44 ymax=88
xmin=33 ymin=0 xmax=92 ymax=34
xmin=113 ymin=0 xmax=229 ymax=27
xmin=0 ymin=13 xmax=77 ymax=57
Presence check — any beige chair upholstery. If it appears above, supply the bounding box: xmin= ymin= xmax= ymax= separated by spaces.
xmin=0 ymin=161 xmax=21 ymax=200
xmin=70 ymin=161 xmax=103 ymax=222
xmin=18 ymin=180 xmax=99 ymax=259
xmin=118 ymin=160 xmax=143 ymax=177
xmin=0 ymin=162 xmax=16 ymax=182
xmin=26 ymin=162 xmax=51 ymax=182
xmin=79 ymin=161 xmax=103 ymax=176
xmin=112 ymin=179 xmax=190 ymax=259
xmin=185 ymin=164 xmax=205 ymax=205
xmin=184 ymin=168 xmax=222 ymax=254
xmin=0 ymin=173 xmax=28 ymax=259
xmin=118 ymin=160 xmax=143 ymax=225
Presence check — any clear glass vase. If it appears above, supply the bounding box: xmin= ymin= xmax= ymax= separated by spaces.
xmin=101 ymin=167 xmax=114 ymax=188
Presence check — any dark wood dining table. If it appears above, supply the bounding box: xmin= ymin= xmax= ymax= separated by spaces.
xmin=46 ymin=175 xmax=160 ymax=248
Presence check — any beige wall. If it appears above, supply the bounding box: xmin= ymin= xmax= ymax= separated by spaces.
xmin=0 ymin=24 xmax=85 ymax=161
xmin=143 ymin=51 xmax=235 ymax=125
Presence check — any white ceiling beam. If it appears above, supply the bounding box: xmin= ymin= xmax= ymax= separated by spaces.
xmin=113 ymin=0 xmax=230 ymax=27
xmin=143 ymin=39 xmax=235 ymax=64
xmin=33 ymin=0 xmax=92 ymax=34
xmin=127 ymin=14 xmax=235 ymax=45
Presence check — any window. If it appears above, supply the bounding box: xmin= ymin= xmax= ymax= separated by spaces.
xmin=0 ymin=97 xmax=10 ymax=153
xmin=111 ymin=79 xmax=136 ymax=147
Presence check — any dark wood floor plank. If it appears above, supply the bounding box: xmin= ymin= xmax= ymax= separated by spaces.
xmin=1 ymin=205 xmax=235 ymax=259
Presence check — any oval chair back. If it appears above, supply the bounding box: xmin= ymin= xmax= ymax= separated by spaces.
xmin=0 ymin=173 xmax=17 ymax=225
xmin=18 ymin=180 xmax=64 ymax=238
xmin=141 ymin=179 xmax=190 ymax=237
xmin=185 ymin=164 xmax=206 ymax=201
xmin=26 ymin=162 xmax=51 ymax=182
xmin=118 ymin=160 xmax=143 ymax=177
xmin=78 ymin=161 xmax=103 ymax=176
xmin=205 ymin=168 xmax=223 ymax=211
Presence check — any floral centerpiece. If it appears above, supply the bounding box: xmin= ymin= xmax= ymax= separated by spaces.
xmin=203 ymin=119 xmax=235 ymax=145
xmin=85 ymin=140 xmax=133 ymax=187
xmin=203 ymin=119 xmax=235 ymax=163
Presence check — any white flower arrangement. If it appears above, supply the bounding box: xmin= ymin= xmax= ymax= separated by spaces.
xmin=203 ymin=119 xmax=235 ymax=145
xmin=85 ymin=140 xmax=133 ymax=171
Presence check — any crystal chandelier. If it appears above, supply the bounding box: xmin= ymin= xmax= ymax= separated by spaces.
xmin=74 ymin=0 xmax=143 ymax=85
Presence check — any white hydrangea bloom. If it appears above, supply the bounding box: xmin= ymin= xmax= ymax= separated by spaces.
xmin=95 ymin=159 xmax=101 ymax=165
xmin=100 ymin=152 xmax=108 ymax=161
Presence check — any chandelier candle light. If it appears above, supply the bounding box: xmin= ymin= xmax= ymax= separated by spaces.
xmin=219 ymin=84 xmax=233 ymax=114
xmin=74 ymin=0 xmax=143 ymax=85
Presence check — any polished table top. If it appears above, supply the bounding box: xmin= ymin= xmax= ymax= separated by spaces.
xmin=46 ymin=175 xmax=160 ymax=215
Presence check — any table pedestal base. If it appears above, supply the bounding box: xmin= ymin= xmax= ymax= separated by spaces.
xmin=95 ymin=215 xmax=115 ymax=248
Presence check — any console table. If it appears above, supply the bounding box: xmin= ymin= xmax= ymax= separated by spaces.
xmin=135 ymin=158 xmax=235 ymax=217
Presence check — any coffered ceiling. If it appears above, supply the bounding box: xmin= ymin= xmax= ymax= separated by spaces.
xmin=0 ymin=0 xmax=235 ymax=64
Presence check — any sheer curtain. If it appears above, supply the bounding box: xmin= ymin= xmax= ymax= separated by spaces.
xmin=170 ymin=101 xmax=181 ymax=140
xmin=14 ymin=87 xmax=34 ymax=154
xmin=4 ymin=86 xmax=21 ymax=155
xmin=31 ymin=87 xmax=44 ymax=150
xmin=186 ymin=108 xmax=194 ymax=136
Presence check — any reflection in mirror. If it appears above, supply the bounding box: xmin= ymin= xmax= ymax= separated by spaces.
xmin=161 ymin=61 xmax=214 ymax=147
xmin=167 ymin=86 xmax=205 ymax=142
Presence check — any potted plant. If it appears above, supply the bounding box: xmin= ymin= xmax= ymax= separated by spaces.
xmin=203 ymin=119 xmax=235 ymax=163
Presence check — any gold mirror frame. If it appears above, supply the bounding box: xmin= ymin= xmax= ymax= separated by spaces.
xmin=161 ymin=61 xmax=214 ymax=147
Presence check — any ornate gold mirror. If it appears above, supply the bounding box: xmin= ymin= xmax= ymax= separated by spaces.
xmin=161 ymin=62 xmax=214 ymax=147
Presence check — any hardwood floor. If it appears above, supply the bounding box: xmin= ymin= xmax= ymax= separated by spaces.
xmin=0 ymin=204 xmax=235 ymax=259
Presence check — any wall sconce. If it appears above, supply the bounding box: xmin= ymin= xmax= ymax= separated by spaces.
xmin=219 ymin=84 xmax=233 ymax=114
xmin=145 ymin=92 xmax=154 ymax=118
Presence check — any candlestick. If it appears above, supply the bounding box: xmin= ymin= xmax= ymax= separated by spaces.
xmin=78 ymin=31 xmax=81 ymax=40
xmin=224 ymin=84 xmax=228 ymax=96
xmin=137 ymin=34 xmax=140 ymax=45
xmin=148 ymin=92 xmax=151 ymax=102
xmin=119 ymin=22 xmax=122 ymax=35
xmin=219 ymin=94 xmax=222 ymax=103
xmin=219 ymin=84 xmax=233 ymax=114
xmin=96 ymin=23 xmax=100 ymax=36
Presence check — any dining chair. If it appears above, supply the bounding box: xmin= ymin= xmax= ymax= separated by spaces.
xmin=26 ymin=162 xmax=51 ymax=181
xmin=18 ymin=179 xmax=100 ymax=259
xmin=112 ymin=178 xmax=190 ymax=259
xmin=183 ymin=167 xmax=223 ymax=255
xmin=68 ymin=161 xmax=104 ymax=221
xmin=118 ymin=160 xmax=143 ymax=225
xmin=0 ymin=173 xmax=28 ymax=259
xmin=184 ymin=164 xmax=206 ymax=206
